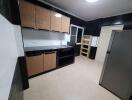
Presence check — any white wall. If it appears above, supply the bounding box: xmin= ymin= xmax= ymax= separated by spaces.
xmin=14 ymin=25 xmax=25 ymax=56
xmin=0 ymin=14 xmax=24 ymax=100
xmin=95 ymin=25 xmax=124 ymax=64
xmin=22 ymin=28 xmax=70 ymax=47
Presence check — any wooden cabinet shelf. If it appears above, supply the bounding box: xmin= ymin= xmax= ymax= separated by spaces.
xmin=81 ymin=51 xmax=88 ymax=55
xmin=81 ymin=47 xmax=88 ymax=50
xmin=82 ymin=43 xmax=89 ymax=46
xmin=80 ymin=35 xmax=92 ymax=57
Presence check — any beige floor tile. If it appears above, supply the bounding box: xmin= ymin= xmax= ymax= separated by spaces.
xmin=24 ymin=92 xmax=42 ymax=100
xmin=24 ymin=56 xmax=120 ymax=100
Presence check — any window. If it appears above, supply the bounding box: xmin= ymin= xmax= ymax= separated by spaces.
xmin=70 ymin=24 xmax=84 ymax=45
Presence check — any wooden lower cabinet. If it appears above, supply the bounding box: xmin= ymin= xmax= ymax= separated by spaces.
xmin=43 ymin=52 xmax=56 ymax=71
xmin=26 ymin=52 xmax=57 ymax=77
xmin=26 ymin=54 xmax=43 ymax=77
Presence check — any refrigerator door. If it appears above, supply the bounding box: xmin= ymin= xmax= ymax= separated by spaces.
xmin=99 ymin=30 xmax=116 ymax=84
xmin=99 ymin=30 xmax=132 ymax=100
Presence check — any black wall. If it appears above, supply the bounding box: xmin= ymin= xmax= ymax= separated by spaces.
xmin=84 ymin=19 xmax=102 ymax=36
xmin=0 ymin=0 xmax=20 ymax=25
xmin=84 ymin=13 xmax=132 ymax=36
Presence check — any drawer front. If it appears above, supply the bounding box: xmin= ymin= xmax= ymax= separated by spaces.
xmin=26 ymin=54 xmax=43 ymax=77
xmin=58 ymin=48 xmax=74 ymax=57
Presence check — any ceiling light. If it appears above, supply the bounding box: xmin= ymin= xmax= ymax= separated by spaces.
xmin=86 ymin=0 xmax=99 ymax=3
xmin=55 ymin=13 xmax=62 ymax=17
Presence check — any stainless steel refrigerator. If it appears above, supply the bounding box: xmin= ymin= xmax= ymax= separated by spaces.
xmin=99 ymin=30 xmax=132 ymax=100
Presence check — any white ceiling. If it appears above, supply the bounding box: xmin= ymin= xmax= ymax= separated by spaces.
xmin=40 ymin=0 xmax=132 ymax=21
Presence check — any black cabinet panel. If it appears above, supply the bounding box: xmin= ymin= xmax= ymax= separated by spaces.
xmin=18 ymin=57 xmax=29 ymax=90
xmin=58 ymin=47 xmax=75 ymax=67
xmin=75 ymin=45 xmax=81 ymax=56
xmin=89 ymin=47 xmax=97 ymax=59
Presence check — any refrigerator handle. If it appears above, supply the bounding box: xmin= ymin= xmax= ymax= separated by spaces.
xmin=107 ymin=31 xmax=116 ymax=52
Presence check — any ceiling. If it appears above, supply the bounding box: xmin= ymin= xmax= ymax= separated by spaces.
xmin=40 ymin=0 xmax=132 ymax=21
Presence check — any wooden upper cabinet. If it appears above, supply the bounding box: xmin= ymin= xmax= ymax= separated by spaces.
xmin=61 ymin=16 xmax=70 ymax=33
xmin=19 ymin=0 xmax=35 ymax=28
xmin=19 ymin=1 xmax=71 ymax=32
xmin=51 ymin=11 xmax=62 ymax=32
xmin=36 ymin=6 xmax=51 ymax=30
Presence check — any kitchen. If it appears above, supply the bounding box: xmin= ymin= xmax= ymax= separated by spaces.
xmin=0 ymin=0 xmax=132 ymax=100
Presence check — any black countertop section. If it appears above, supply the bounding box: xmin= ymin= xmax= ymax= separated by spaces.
xmin=24 ymin=45 xmax=73 ymax=52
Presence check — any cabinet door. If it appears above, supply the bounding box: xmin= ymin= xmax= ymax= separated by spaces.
xmin=44 ymin=52 xmax=56 ymax=71
xmin=19 ymin=0 xmax=35 ymax=28
xmin=51 ymin=11 xmax=61 ymax=32
xmin=36 ymin=6 xmax=51 ymax=30
xmin=26 ymin=54 xmax=43 ymax=77
xmin=61 ymin=16 xmax=70 ymax=33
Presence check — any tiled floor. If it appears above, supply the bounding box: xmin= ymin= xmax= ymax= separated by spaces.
xmin=24 ymin=56 xmax=120 ymax=100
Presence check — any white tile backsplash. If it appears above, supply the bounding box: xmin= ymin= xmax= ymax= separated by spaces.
xmin=22 ymin=28 xmax=70 ymax=47
xmin=24 ymin=40 xmax=64 ymax=47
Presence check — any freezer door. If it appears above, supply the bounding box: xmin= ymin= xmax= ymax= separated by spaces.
xmin=100 ymin=30 xmax=132 ymax=100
